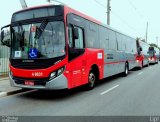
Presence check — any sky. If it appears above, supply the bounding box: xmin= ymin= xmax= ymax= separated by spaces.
xmin=0 ymin=0 xmax=160 ymax=46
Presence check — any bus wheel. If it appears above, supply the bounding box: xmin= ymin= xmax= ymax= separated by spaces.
xmin=86 ymin=70 xmax=96 ymax=90
xmin=123 ymin=63 xmax=128 ymax=77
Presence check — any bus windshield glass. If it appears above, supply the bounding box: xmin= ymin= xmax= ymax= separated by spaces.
xmin=11 ymin=6 xmax=63 ymax=22
xmin=148 ymin=47 xmax=155 ymax=57
xmin=11 ymin=21 xmax=66 ymax=59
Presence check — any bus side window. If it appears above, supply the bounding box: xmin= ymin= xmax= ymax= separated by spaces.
xmin=68 ymin=25 xmax=85 ymax=61
xmin=68 ymin=25 xmax=84 ymax=49
xmin=68 ymin=26 xmax=73 ymax=48
xmin=74 ymin=27 xmax=84 ymax=49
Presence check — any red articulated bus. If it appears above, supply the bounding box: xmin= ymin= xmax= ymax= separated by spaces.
xmin=1 ymin=5 xmax=137 ymax=90
xmin=135 ymin=40 xmax=150 ymax=69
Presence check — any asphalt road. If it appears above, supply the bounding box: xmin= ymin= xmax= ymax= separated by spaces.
xmin=0 ymin=63 xmax=160 ymax=116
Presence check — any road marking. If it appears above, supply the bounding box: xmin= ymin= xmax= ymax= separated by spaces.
xmin=138 ymin=72 xmax=143 ymax=75
xmin=100 ymin=85 xmax=119 ymax=95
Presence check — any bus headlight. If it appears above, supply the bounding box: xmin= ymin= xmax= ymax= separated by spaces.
xmin=50 ymin=72 xmax=56 ymax=80
xmin=49 ymin=67 xmax=65 ymax=80
xmin=57 ymin=67 xmax=64 ymax=76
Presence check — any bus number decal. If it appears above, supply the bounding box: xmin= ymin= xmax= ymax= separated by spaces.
xmin=32 ymin=72 xmax=43 ymax=77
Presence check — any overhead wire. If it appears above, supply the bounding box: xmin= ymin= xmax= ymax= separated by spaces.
xmin=94 ymin=0 xmax=106 ymax=9
xmin=111 ymin=10 xmax=137 ymax=32
xmin=93 ymin=0 xmax=137 ymax=32
xmin=127 ymin=0 xmax=146 ymax=21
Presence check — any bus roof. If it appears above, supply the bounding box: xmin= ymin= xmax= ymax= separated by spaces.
xmin=14 ymin=4 xmax=54 ymax=14
xmin=13 ymin=4 xmax=135 ymax=39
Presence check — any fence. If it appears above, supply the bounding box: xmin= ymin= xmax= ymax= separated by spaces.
xmin=0 ymin=44 xmax=10 ymax=78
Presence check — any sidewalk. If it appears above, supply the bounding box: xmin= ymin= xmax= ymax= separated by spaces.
xmin=0 ymin=77 xmax=22 ymax=97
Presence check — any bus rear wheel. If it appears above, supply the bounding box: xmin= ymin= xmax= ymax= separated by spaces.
xmin=123 ymin=63 xmax=129 ymax=77
xmin=86 ymin=70 xmax=96 ymax=90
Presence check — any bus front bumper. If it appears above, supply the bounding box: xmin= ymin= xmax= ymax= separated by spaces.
xmin=9 ymin=72 xmax=68 ymax=90
xmin=149 ymin=60 xmax=156 ymax=64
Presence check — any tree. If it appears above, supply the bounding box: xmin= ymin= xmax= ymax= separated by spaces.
xmin=149 ymin=43 xmax=160 ymax=50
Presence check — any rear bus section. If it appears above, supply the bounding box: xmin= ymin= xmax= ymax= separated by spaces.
xmin=65 ymin=8 xmax=137 ymax=89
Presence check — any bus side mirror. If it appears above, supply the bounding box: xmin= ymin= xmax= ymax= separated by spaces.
xmin=1 ymin=26 xmax=11 ymax=47
xmin=138 ymin=47 xmax=142 ymax=55
xmin=140 ymin=47 xmax=142 ymax=51
xmin=1 ymin=30 xmax=4 ymax=41
xmin=73 ymin=27 xmax=79 ymax=40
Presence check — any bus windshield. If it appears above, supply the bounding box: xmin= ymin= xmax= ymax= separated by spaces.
xmin=148 ymin=47 xmax=155 ymax=57
xmin=11 ymin=21 xmax=66 ymax=59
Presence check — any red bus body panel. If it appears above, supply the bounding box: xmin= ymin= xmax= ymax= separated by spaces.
xmin=64 ymin=49 xmax=104 ymax=89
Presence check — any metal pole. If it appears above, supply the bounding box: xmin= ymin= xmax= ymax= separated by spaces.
xmin=19 ymin=0 xmax=28 ymax=9
xmin=156 ymin=36 xmax=158 ymax=47
xmin=107 ymin=0 xmax=111 ymax=25
xmin=146 ymin=22 xmax=148 ymax=43
xmin=46 ymin=0 xmax=65 ymax=5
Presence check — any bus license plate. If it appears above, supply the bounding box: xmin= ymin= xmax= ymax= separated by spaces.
xmin=25 ymin=81 xmax=35 ymax=86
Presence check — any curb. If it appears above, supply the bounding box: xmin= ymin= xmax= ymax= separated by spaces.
xmin=0 ymin=77 xmax=9 ymax=81
xmin=0 ymin=92 xmax=7 ymax=98
xmin=0 ymin=89 xmax=28 ymax=98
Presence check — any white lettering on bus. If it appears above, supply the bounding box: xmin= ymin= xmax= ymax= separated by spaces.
xmin=32 ymin=72 xmax=43 ymax=77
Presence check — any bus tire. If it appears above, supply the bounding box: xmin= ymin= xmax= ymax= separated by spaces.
xmin=123 ymin=63 xmax=129 ymax=77
xmin=86 ymin=69 xmax=96 ymax=90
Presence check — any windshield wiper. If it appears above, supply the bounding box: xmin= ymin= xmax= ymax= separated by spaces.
xmin=35 ymin=19 xmax=48 ymax=39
